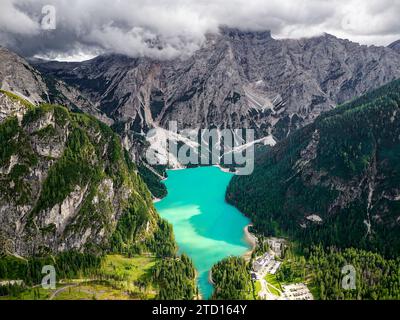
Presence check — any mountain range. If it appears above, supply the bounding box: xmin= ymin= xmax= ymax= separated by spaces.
xmin=1 ymin=28 xmax=400 ymax=258
xmin=31 ymin=27 xmax=400 ymax=143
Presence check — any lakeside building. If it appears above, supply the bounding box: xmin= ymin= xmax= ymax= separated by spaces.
xmin=252 ymin=252 xmax=281 ymax=275
xmin=253 ymin=253 xmax=272 ymax=272
xmin=266 ymin=238 xmax=286 ymax=258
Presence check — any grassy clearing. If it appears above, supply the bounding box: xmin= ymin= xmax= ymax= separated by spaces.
xmin=0 ymin=90 xmax=34 ymax=109
xmin=101 ymin=255 xmax=157 ymax=283
xmin=265 ymin=274 xmax=282 ymax=296
xmin=265 ymin=274 xmax=282 ymax=289
xmin=267 ymin=283 xmax=281 ymax=296
xmin=54 ymin=282 xmax=132 ymax=300
xmin=52 ymin=255 xmax=159 ymax=300
xmin=254 ymin=280 xmax=261 ymax=298
xmin=0 ymin=255 xmax=159 ymax=300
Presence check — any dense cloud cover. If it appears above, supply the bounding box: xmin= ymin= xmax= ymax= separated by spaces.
xmin=1 ymin=0 xmax=399 ymax=61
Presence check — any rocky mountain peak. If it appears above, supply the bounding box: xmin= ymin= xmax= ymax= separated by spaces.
xmin=389 ymin=40 xmax=400 ymax=54
xmin=0 ymin=47 xmax=48 ymax=105
xmin=219 ymin=26 xmax=273 ymax=41
xmin=27 ymin=29 xmax=400 ymax=148
xmin=0 ymin=48 xmax=114 ymax=125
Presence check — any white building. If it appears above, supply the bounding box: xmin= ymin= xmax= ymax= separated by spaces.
xmin=266 ymin=237 xmax=286 ymax=258
xmin=253 ymin=253 xmax=272 ymax=272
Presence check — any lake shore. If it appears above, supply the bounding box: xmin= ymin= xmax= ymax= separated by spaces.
xmin=243 ymin=224 xmax=257 ymax=262
xmin=208 ymin=269 xmax=215 ymax=285
xmin=214 ymin=164 xmax=233 ymax=174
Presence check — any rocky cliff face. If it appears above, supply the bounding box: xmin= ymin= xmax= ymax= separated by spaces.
xmin=0 ymin=48 xmax=48 ymax=105
xmin=0 ymin=47 xmax=113 ymax=126
xmin=0 ymin=92 xmax=160 ymax=257
xmin=34 ymin=28 xmax=400 ymax=141
xmin=227 ymin=79 xmax=400 ymax=257
xmin=389 ymin=40 xmax=400 ymax=54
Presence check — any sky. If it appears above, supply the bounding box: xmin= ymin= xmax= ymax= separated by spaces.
xmin=0 ymin=0 xmax=399 ymax=61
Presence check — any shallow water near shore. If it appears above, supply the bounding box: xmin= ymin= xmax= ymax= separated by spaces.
xmin=155 ymin=166 xmax=251 ymax=298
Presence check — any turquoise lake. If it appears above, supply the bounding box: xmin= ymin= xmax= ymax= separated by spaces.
xmin=155 ymin=166 xmax=251 ymax=298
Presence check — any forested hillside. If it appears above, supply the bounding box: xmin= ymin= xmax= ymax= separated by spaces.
xmin=277 ymin=246 xmax=400 ymax=300
xmin=0 ymin=90 xmax=166 ymax=256
xmin=227 ymin=79 xmax=400 ymax=257
xmin=0 ymin=91 xmax=195 ymax=299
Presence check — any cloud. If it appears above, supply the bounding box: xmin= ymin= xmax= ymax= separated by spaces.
xmin=0 ymin=0 xmax=399 ymax=61
xmin=0 ymin=0 xmax=40 ymax=36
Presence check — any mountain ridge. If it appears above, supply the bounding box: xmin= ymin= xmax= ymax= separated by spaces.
xmin=32 ymin=28 xmax=400 ymax=144
xmin=0 ymin=47 xmax=113 ymax=126
xmin=227 ymin=79 xmax=400 ymax=257
xmin=389 ymin=40 xmax=400 ymax=54
xmin=0 ymin=91 xmax=174 ymax=257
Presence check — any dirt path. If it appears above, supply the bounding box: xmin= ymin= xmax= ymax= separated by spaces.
xmin=49 ymin=284 xmax=79 ymax=300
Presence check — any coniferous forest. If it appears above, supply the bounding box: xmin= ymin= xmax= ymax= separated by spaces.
xmin=211 ymin=257 xmax=253 ymax=300
xmin=225 ymin=79 xmax=400 ymax=299
xmin=228 ymin=79 xmax=400 ymax=258
xmin=276 ymin=246 xmax=400 ymax=300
